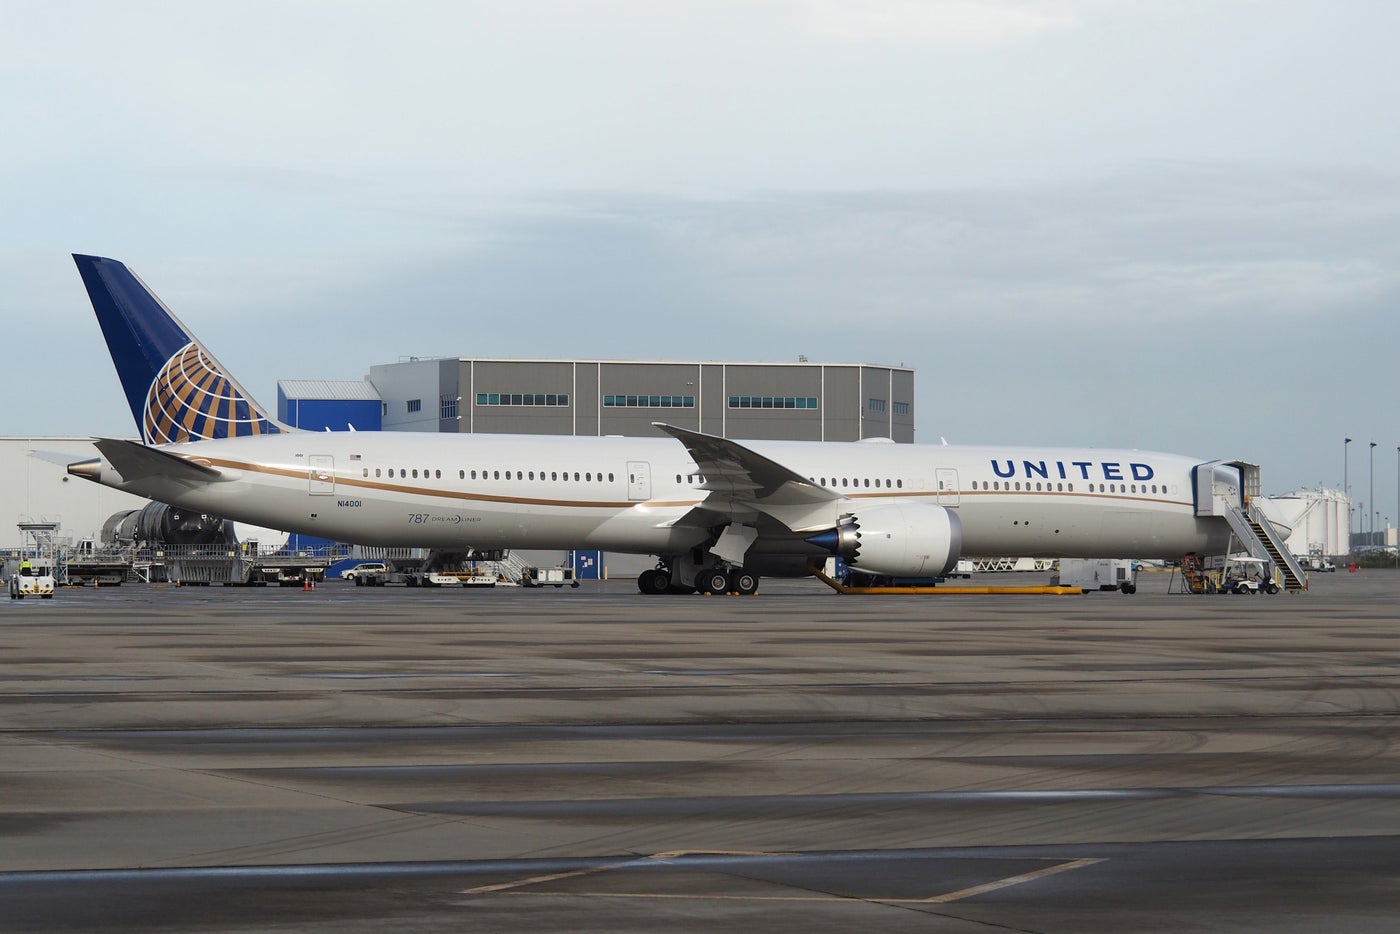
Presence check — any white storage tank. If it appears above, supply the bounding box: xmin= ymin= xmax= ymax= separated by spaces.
xmin=1269 ymin=488 xmax=1351 ymax=559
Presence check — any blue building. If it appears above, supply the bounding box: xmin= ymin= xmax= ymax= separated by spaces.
xmin=277 ymin=380 xmax=382 ymax=431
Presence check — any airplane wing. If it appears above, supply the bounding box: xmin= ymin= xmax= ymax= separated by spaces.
xmin=653 ymin=423 xmax=845 ymax=532
xmin=93 ymin=438 xmax=224 ymax=484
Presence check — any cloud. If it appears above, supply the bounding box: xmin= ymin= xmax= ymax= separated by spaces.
xmin=796 ymin=0 xmax=1081 ymax=45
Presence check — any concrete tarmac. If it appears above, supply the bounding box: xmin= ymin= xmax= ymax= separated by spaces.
xmin=3 ymin=568 xmax=1399 ymax=932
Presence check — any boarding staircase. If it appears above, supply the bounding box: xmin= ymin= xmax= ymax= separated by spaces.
xmin=462 ymin=549 xmax=531 ymax=584
xmin=499 ymin=550 xmax=531 ymax=583
xmin=1196 ymin=459 xmax=1308 ymax=593
xmin=1223 ymin=501 xmax=1309 ymax=592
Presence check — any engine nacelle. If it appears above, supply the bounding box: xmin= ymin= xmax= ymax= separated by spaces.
xmin=807 ymin=502 xmax=963 ymax=578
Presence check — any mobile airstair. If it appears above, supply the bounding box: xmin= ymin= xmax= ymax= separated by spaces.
xmin=1195 ymin=460 xmax=1308 ymax=592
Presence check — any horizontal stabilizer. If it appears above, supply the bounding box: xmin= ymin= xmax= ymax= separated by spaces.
xmin=29 ymin=449 xmax=98 ymax=468
xmin=93 ymin=438 xmax=224 ymax=484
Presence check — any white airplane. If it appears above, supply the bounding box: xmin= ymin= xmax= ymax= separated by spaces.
xmin=68 ymin=253 xmax=1254 ymax=595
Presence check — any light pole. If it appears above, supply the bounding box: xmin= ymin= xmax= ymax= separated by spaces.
xmin=1371 ymin=442 xmax=1378 ymax=542
xmin=1345 ymin=438 xmax=1352 ymax=546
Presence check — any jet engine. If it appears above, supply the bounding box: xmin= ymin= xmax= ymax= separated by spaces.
xmin=101 ymin=502 xmax=236 ymax=547
xmin=807 ymin=502 xmax=963 ymax=578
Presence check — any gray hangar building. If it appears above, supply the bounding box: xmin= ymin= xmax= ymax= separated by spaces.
xmin=365 ymin=358 xmax=916 ymax=443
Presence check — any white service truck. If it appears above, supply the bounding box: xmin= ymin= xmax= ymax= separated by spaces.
xmin=1053 ymin=558 xmax=1138 ymax=594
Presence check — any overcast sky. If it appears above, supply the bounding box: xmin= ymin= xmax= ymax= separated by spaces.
xmin=4 ymin=1 xmax=1399 ymax=516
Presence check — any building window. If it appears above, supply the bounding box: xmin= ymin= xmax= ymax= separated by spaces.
xmin=893 ymin=402 xmax=909 ymax=416
xmin=476 ymin=392 xmax=569 ymax=407
xmin=869 ymin=398 xmax=886 ymax=413
xmin=727 ymin=396 xmax=818 ymax=410
xmin=407 ymin=399 xmax=422 ymax=414
xmin=602 ymin=394 xmax=695 ymax=408
xmin=440 ymin=395 xmax=458 ymax=419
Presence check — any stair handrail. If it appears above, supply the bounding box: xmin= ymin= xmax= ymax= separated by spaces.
xmin=1245 ymin=500 xmax=1309 ymax=590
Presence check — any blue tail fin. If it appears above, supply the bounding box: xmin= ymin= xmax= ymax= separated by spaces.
xmin=73 ymin=255 xmax=286 ymax=444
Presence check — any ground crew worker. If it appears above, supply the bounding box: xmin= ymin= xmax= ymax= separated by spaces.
xmin=19 ymin=557 xmax=34 ymax=577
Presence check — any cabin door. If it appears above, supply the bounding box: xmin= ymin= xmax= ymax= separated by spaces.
xmin=936 ymin=468 xmax=960 ymax=506
xmin=308 ymin=455 xmax=335 ymax=494
xmin=626 ymin=461 xmax=651 ymax=501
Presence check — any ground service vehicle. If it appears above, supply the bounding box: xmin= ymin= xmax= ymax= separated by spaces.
xmin=341 ymin=562 xmax=389 ymax=582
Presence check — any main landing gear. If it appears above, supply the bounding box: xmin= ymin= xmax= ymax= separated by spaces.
xmin=637 ymin=565 xmax=759 ymax=596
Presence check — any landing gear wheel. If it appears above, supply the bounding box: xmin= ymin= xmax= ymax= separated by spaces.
xmin=697 ymin=568 xmax=731 ymax=595
xmin=638 ymin=568 xmax=672 ymax=594
xmin=730 ymin=570 xmax=759 ymax=595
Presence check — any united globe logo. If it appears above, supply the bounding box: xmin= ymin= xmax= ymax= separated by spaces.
xmin=143 ymin=343 xmax=279 ymax=444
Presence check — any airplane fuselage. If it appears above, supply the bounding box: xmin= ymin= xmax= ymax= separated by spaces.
xmin=86 ymin=431 xmax=1231 ymax=566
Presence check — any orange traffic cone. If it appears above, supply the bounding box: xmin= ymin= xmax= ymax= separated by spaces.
xmin=303 ymin=579 xmax=310 ymax=592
